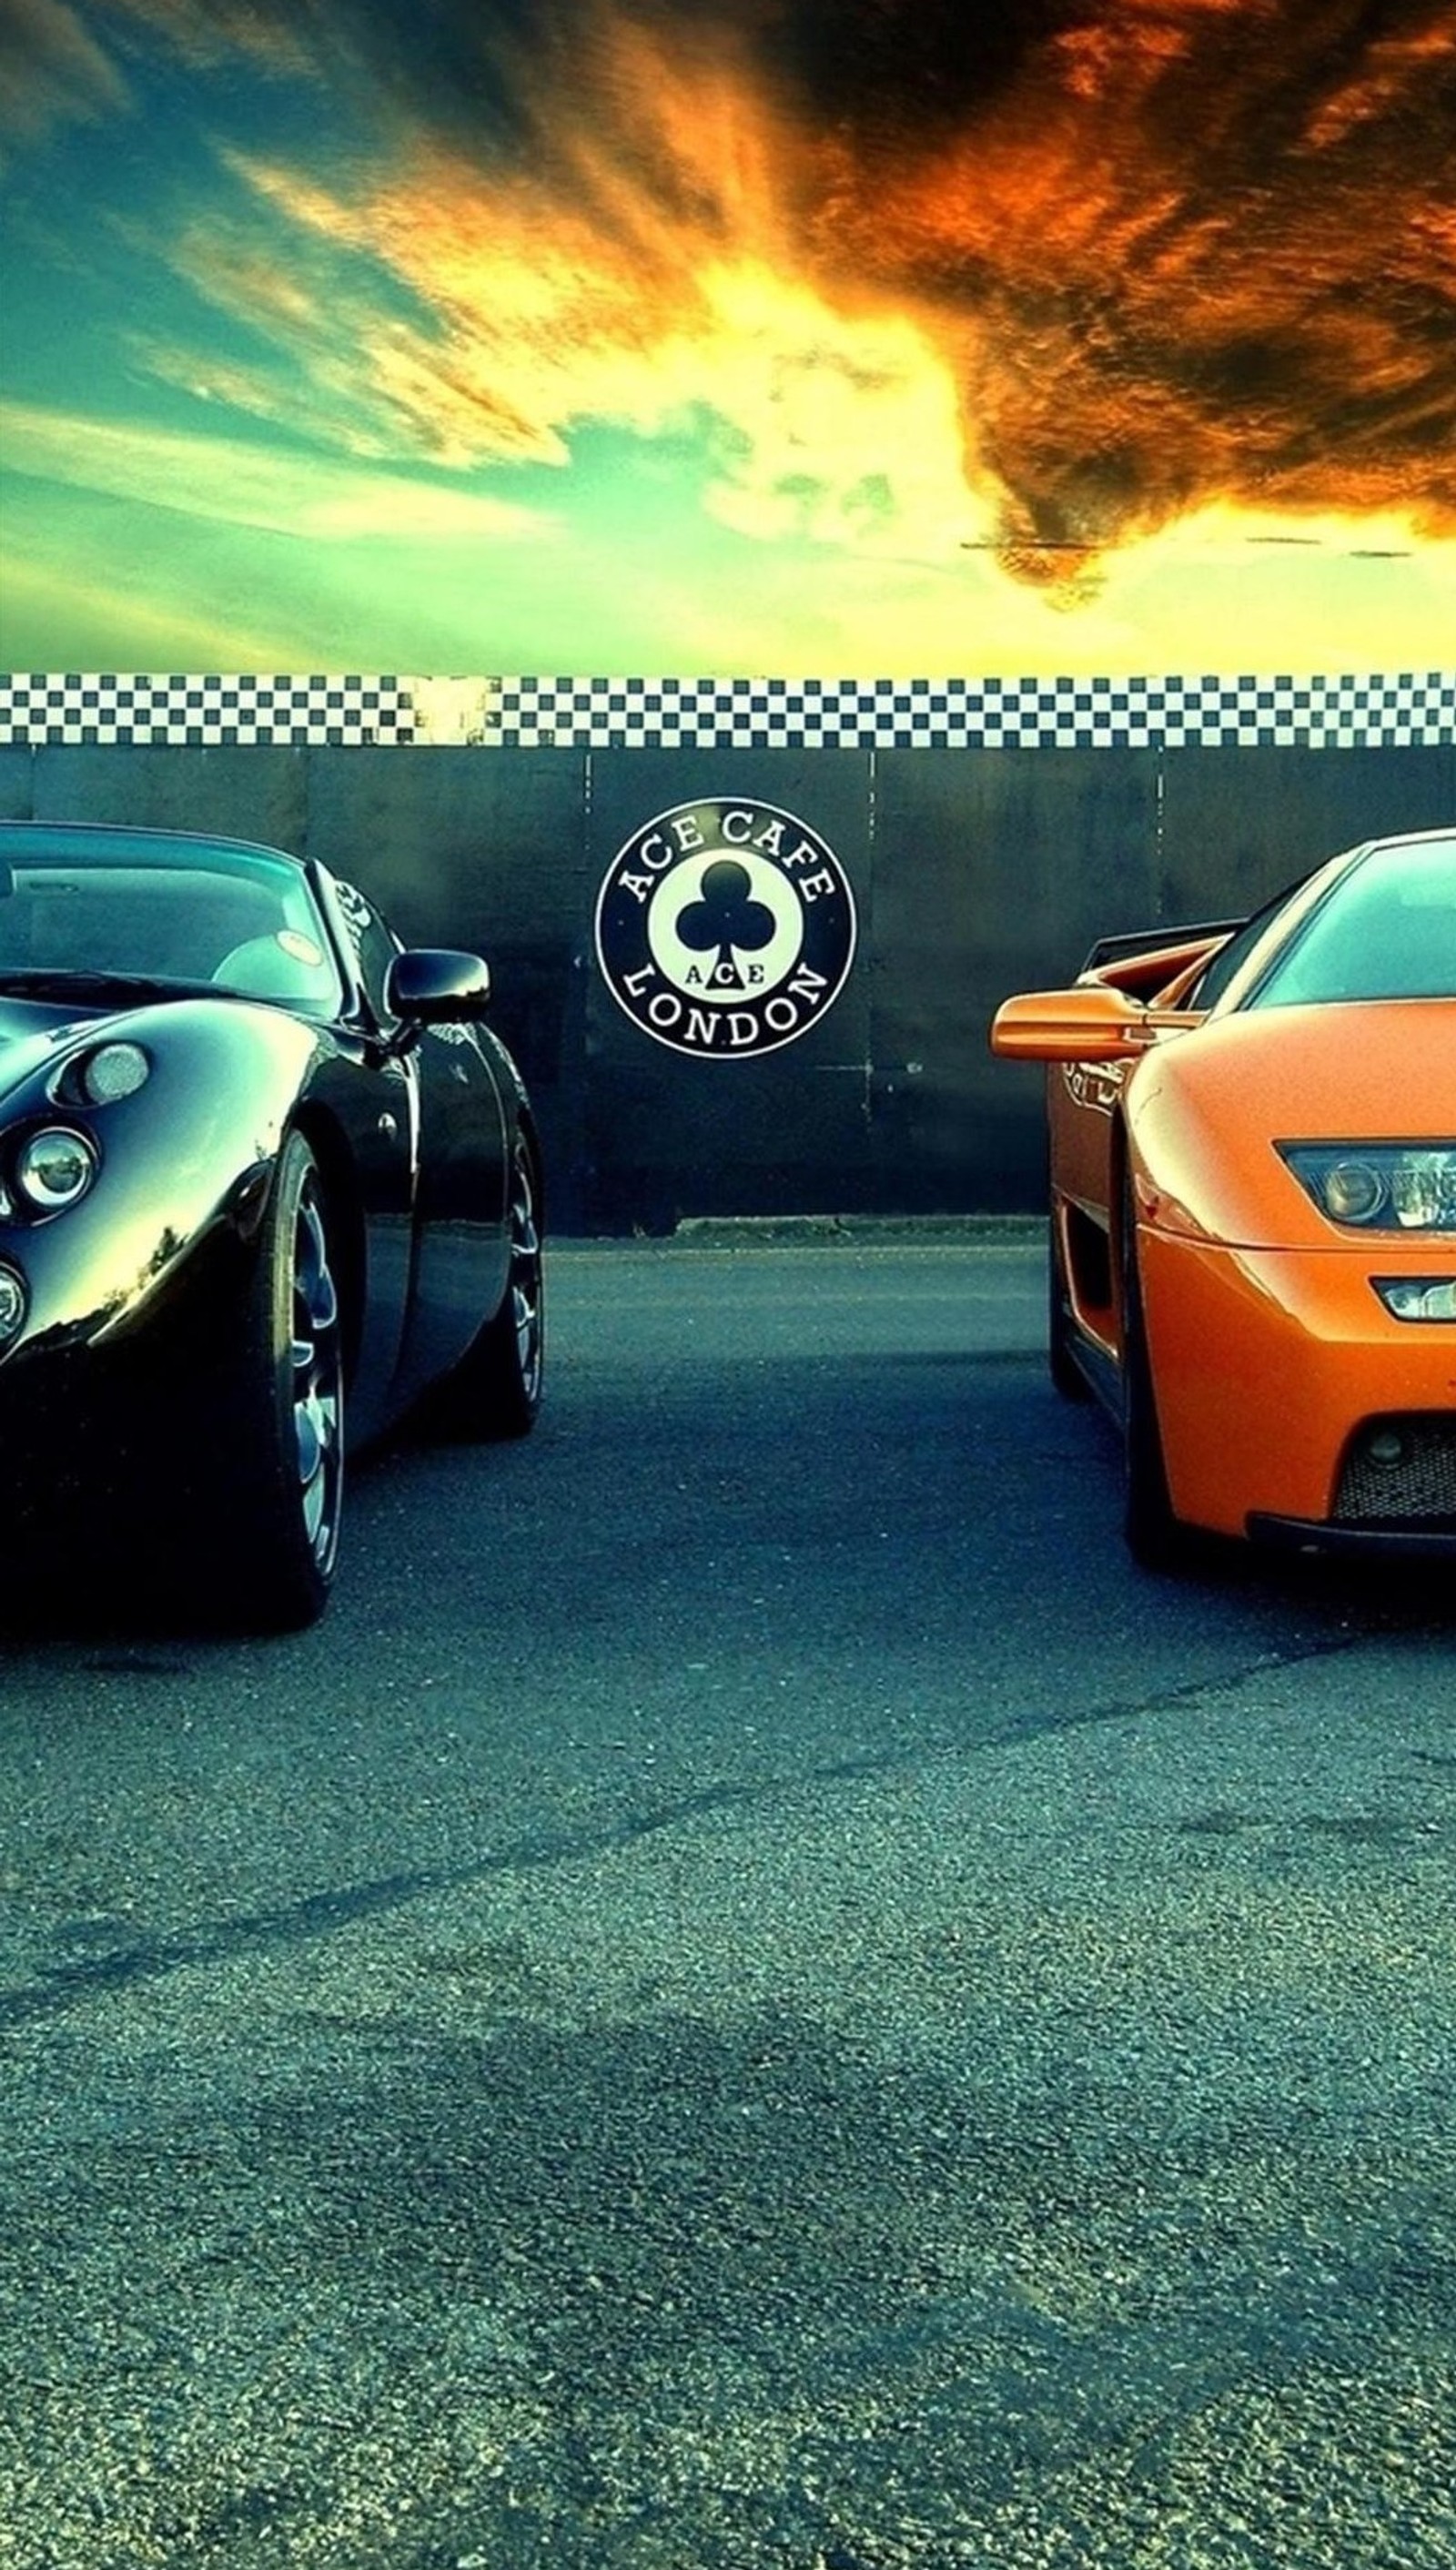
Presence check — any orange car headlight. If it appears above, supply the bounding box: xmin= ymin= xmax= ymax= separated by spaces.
xmin=1372 ymin=1277 xmax=1456 ymax=1323
xmin=1279 ymin=1143 xmax=1456 ymax=1233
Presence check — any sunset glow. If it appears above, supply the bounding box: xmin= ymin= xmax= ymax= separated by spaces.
xmin=1 ymin=0 xmax=1451 ymax=672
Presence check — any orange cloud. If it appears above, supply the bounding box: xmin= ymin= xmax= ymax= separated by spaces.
xmin=799 ymin=0 xmax=1456 ymax=577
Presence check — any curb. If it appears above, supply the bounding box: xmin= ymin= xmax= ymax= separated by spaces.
xmin=552 ymin=1214 xmax=1048 ymax=1251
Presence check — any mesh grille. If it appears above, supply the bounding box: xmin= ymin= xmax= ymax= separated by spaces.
xmin=1334 ymin=1415 xmax=1456 ymax=1523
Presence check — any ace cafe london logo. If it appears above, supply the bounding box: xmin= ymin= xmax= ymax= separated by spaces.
xmin=594 ymin=798 xmax=857 ymax=1058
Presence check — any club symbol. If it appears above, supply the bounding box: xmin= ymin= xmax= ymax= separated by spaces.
xmin=675 ymin=859 xmax=778 ymax=991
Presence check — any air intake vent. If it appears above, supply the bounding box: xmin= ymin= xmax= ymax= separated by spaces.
xmin=1334 ymin=1416 xmax=1456 ymax=1524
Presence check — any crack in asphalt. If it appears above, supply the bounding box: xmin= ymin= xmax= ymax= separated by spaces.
xmin=0 ymin=1627 xmax=1410 ymax=2031
xmin=0 ymin=1781 xmax=817 ymax=2029
xmin=984 ymin=1624 xmax=1379 ymax=1746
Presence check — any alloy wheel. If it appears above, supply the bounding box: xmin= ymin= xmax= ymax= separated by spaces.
xmin=291 ymin=1177 xmax=343 ymax=1573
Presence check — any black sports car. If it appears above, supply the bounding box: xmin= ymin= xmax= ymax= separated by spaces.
xmin=0 ymin=820 xmax=544 ymax=1629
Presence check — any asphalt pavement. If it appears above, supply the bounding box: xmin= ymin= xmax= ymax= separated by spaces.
xmin=0 ymin=1231 xmax=1452 ymax=2570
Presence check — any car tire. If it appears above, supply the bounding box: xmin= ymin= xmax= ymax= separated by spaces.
xmin=431 ymin=1133 xmax=545 ymax=1441
xmin=194 ymin=1129 xmax=345 ymax=1630
xmin=1047 ymin=1221 xmax=1090 ymax=1401
xmin=1120 ymin=1180 xmax=1185 ymax=1570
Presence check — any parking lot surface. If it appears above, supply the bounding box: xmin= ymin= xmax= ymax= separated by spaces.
xmin=1 ymin=1234 xmax=1452 ymax=2569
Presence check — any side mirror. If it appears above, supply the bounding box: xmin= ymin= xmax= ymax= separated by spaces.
xmin=990 ymin=984 xmax=1198 ymax=1062
xmin=384 ymin=947 xmax=492 ymax=1023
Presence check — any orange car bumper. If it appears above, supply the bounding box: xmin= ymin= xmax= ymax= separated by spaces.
xmin=1138 ymin=1227 xmax=1456 ymax=1542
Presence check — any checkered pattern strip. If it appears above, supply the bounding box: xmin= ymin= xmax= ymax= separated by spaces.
xmin=0 ymin=671 xmax=1451 ymax=749
xmin=0 ymin=675 xmax=414 ymax=748
xmin=474 ymin=673 xmax=1456 ymax=748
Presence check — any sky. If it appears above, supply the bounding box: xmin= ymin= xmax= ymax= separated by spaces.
xmin=0 ymin=0 xmax=1453 ymax=676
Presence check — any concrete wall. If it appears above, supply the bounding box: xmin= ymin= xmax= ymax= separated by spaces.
xmin=2 ymin=731 xmax=1451 ymax=1230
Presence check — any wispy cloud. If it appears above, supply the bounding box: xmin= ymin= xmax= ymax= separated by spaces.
xmin=97 ymin=0 xmax=315 ymax=77
xmin=144 ymin=140 xmax=981 ymax=569
xmin=0 ymin=545 xmax=286 ymax=669
xmin=0 ymin=0 xmax=128 ymax=151
xmin=0 ymin=400 xmax=554 ymax=542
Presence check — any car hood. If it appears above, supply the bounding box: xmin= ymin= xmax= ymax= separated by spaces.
xmin=1128 ymin=997 xmax=1456 ymax=1250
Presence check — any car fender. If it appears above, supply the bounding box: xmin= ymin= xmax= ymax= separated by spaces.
xmin=0 ymin=997 xmax=334 ymax=1362
xmin=1124 ymin=1001 xmax=1456 ymax=1252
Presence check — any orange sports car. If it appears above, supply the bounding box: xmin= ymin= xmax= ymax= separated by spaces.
xmin=990 ymin=825 xmax=1456 ymax=1566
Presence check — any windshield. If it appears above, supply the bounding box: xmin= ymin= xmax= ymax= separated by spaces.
xmin=1183 ymin=876 xmax=1308 ymax=1011
xmin=1244 ymin=835 xmax=1456 ymax=1008
xmin=0 ymin=829 xmax=343 ymax=1012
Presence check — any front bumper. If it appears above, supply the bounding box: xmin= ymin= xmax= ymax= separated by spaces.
xmin=1248 ymin=1512 xmax=1456 ymax=1560
xmin=1137 ymin=1228 xmax=1456 ymax=1542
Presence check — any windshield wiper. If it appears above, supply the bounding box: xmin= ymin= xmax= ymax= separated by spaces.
xmin=0 ymin=968 xmax=216 ymax=1004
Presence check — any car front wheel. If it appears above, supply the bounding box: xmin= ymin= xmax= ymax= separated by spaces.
xmin=198 ymin=1129 xmax=345 ymax=1629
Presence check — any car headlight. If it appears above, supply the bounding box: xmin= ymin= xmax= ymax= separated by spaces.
xmin=15 ymin=1126 xmax=98 ymax=1211
xmin=1372 ymin=1277 xmax=1456 ymax=1323
xmin=1279 ymin=1143 xmax=1456 ymax=1232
